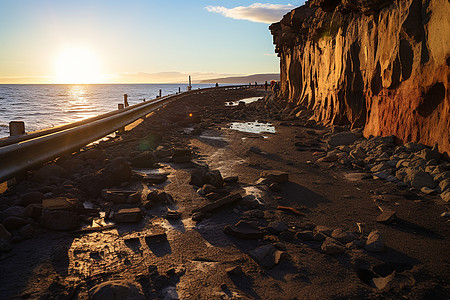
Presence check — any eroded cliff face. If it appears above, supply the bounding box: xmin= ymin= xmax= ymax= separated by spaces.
xmin=270 ymin=0 xmax=450 ymax=154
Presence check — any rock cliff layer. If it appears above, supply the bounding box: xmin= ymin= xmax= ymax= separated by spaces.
xmin=270 ymin=0 xmax=449 ymax=154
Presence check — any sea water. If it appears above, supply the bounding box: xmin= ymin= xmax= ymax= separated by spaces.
xmin=0 ymin=83 xmax=216 ymax=138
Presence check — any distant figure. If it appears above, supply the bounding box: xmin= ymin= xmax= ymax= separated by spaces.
xmin=270 ymin=80 xmax=275 ymax=89
xmin=215 ymin=82 xmax=219 ymax=87
xmin=124 ymin=94 xmax=129 ymax=107
xmin=255 ymin=82 xmax=257 ymax=87
xmin=264 ymin=81 xmax=268 ymax=91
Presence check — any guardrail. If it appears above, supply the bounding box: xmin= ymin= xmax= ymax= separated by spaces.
xmin=0 ymin=84 xmax=251 ymax=183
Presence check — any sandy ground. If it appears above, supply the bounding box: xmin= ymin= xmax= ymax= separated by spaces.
xmin=0 ymin=87 xmax=449 ymax=299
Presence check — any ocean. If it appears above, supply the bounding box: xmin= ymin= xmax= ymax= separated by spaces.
xmin=0 ymin=83 xmax=217 ymax=138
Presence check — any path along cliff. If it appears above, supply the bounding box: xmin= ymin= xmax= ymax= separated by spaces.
xmin=270 ymin=0 xmax=449 ymax=154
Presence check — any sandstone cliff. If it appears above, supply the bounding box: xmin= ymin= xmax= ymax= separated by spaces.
xmin=270 ymin=0 xmax=449 ymax=154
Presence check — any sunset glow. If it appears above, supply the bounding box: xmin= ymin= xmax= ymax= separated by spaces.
xmin=54 ymin=47 xmax=103 ymax=84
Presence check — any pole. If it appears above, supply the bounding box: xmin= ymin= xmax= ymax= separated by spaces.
xmin=159 ymin=89 xmax=162 ymax=98
xmin=117 ymin=104 xmax=125 ymax=134
xmin=124 ymin=94 xmax=129 ymax=107
xmin=9 ymin=121 xmax=25 ymax=136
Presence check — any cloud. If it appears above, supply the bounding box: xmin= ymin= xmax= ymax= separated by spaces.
xmin=205 ymin=3 xmax=295 ymax=24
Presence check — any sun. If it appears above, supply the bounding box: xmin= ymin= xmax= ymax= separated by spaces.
xmin=54 ymin=47 xmax=103 ymax=84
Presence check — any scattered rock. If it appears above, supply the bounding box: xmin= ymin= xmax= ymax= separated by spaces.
xmin=313 ymin=225 xmax=332 ymax=237
xmin=365 ymin=230 xmax=385 ymax=252
xmin=40 ymin=210 xmax=79 ymax=231
xmin=33 ymin=164 xmax=68 ymax=183
xmin=440 ymin=190 xmax=450 ymax=202
xmin=142 ymin=173 xmax=168 ymax=184
xmin=269 ymin=182 xmax=281 ymax=191
xmin=0 ymin=224 xmax=11 ymax=239
xmin=18 ymin=224 xmax=34 ymax=239
xmin=439 ymin=178 xmax=450 ymax=193
xmin=242 ymin=210 xmax=265 ymax=219
xmin=326 ymin=132 xmax=358 ymax=148
xmin=376 ymin=210 xmax=397 ymax=224
xmin=249 ymin=244 xmax=284 ymax=269
xmin=321 ymin=237 xmax=345 ymax=254
xmin=259 ymin=170 xmax=289 ymax=183
xmin=89 ymin=280 xmax=146 ymax=300
xmin=24 ymin=204 xmax=43 ymax=219
xmin=21 ymin=191 xmax=44 ymax=206
xmin=224 ymin=176 xmax=239 ymax=184
xmin=295 ymin=230 xmax=314 ymax=241
xmin=404 ymin=169 xmax=437 ymax=189
xmin=114 ymin=208 xmax=143 ymax=223
xmin=224 ymin=220 xmax=264 ymax=240
xmin=2 ymin=216 xmax=29 ymax=231
xmin=331 ymin=228 xmax=358 ymax=243
xmin=189 ymin=168 xmax=224 ymax=188
xmin=130 ymin=151 xmax=157 ymax=168
xmin=193 ymin=193 xmax=242 ymax=218
xmin=267 ymin=221 xmax=288 ymax=234
xmin=166 ymin=210 xmax=181 ymax=220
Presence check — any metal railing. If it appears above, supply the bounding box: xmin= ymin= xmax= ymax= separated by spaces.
xmin=0 ymin=84 xmax=250 ymax=183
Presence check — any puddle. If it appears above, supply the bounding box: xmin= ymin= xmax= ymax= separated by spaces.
xmin=229 ymin=121 xmax=275 ymax=134
xmin=225 ymin=97 xmax=261 ymax=106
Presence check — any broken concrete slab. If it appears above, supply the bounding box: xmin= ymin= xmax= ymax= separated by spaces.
xmin=249 ymin=244 xmax=284 ymax=269
xmin=192 ymin=193 xmax=242 ymax=216
xmin=114 ymin=208 xmax=143 ymax=223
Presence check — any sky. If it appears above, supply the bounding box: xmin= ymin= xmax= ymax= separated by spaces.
xmin=0 ymin=1 xmax=305 ymax=84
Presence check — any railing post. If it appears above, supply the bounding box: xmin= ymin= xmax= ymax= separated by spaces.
xmin=159 ymin=89 xmax=162 ymax=98
xmin=117 ymin=104 xmax=125 ymax=134
xmin=179 ymin=87 xmax=181 ymax=93
xmin=9 ymin=121 xmax=25 ymax=136
xmin=124 ymin=94 xmax=129 ymax=107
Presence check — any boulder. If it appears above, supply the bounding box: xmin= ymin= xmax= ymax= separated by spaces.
xmin=404 ymin=168 xmax=437 ymax=189
xmin=40 ymin=210 xmax=79 ymax=231
xmin=2 ymin=216 xmax=28 ymax=231
xmin=439 ymin=178 xmax=450 ymax=193
xmin=130 ymin=151 xmax=157 ymax=168
xmin=259 ymin=170 xmax=289 ymax=183
xmin=326 ymin=132 xmax=358 ymax=148
xmin=189 ymin=168 xmax=224 ymax=188
xmin=33 ymin=164 xmax=68 ymax=183
xmin=249 ymin=244 xmax=284 ymax=269
xmin=331 ymin=228 xmax=358 ymax=243
xmin=0 ymin=224 xmax=11 ymax=239
xmin=21 ymin=191 xmax=44 ymax=206
xmin=114 ymin=208 xmax=143 ymax=223
xmin=267 ymin=221 xmax=288 ymax=234
xmin=3 ymin=206 xmax=26 ymax=218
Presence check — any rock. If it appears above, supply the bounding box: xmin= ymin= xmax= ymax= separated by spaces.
xmin=40 ymin=210 xmax=79 ymax=231
xmin=189 ymin=168 xmax=224 ymax=188
xmin=249 ymin=244 xmax=284 ymax=269
xmin=154 ymin=147 xmax=172 ymax=158
xmin=259 ymin=170 xmax=289 ymax=183
xmin=376 ymin=210 xmax=397 ymax=224
xmin=0 ymin=224 xmax=11 ymax=239
xmin=440 ymin=190 xmax=450 ymax=202
xmin=127 ymin=192 xmax=142 ymax=204
xmin=365 ymin=230 xmax=385 ymax=252
xmin=33 ymin=164 xmax=68 ymax=183
xmin=224 ymin=176 xmax=239 ymax=184
xmin=2 ymin=216 xmax=28 ymax=231
xmin=102 ymin=189 xmax=133 ymax=204
xmin=0 ymin=239 xmax=13 ymax=253
xmin=434 ymin=171 xmax=450 ymax=182
xmin=18 ymin=224 xmax=34 ymax=239
xmin=146 ymin=190 xmax=174 ymax=204
xmin=78 ymin=157 xmax=131 ymax=197
xmin=416 ymin=145 xmax=440 ymax=161
xmin=89 ymin=280 xmax=146 ymax=300
xmin=267 ymin=221 xmax=288 ymax=234
xmin=193 ymin=193 xmax=242 ymax=216
xmin=317 ymin=152 xmax=338 ymax=162
xmin=226 ymin=266 xmax=243 ymax=276
xmin=224 ymin=220 xmax=264 ymax=240
xmin=21 ymin=191 xmax=44 ymax=206
xmin=24 ymin=204 xmax=43 ymax=219
xmin=142 ymin=173 xmax=168 ymax=184
xmin=331 ymin=228 xmax=358 ymax=243
xmin=313 ymin=225 xmax=332 ymax=237
xmin=205 ymin=192 xmax=222 ymax=200
xmin=114 ymin=208 xmax=143 ymax=223
xmin=269 ymin=182 xmax=281 ymax=191
xmin=3 ymin=206 xmax=26 ymax=218
xmin=441 ymin=212 xmax=450 ymax=218
xmin=295 ymin=230 xmax=314 ymax=241
xmin=79 ymin=149 xmax=106 ymax=161
xmin=326 ymin=132 xmax=358 ymax=148
xmin=202 ymin=184 xmax=216 ymax=194
xmin=130 ymin=151 xmax=157 ymax=168
xmin=165 ymin=210 xmax=181 ymax=220
xmin=404 ymin=168 xmax=437 ymax=189
xmin=270 ymin=2 xmax=449 ymax=154
xmin=370 ymin=163 xmax=390 ymax=173
xmin=439 ymin=178 xmax=450 ymax=192
xmin=171 ymin=148 xmax=192 ymax=163
xmin=346 ymin=239 xmax=366 ymax=249
xmin=421 ymin=187 xmax=436 ymax=194
xmin=321 ymin=238 xmax=345 ymax=255
xmin=42 ymin=197 xmax=82 ymax=211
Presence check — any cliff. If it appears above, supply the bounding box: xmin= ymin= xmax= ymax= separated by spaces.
xmin=270 ymin=0 xmax=449 ymax=154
